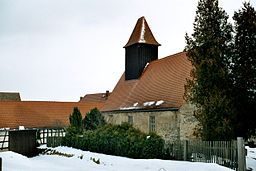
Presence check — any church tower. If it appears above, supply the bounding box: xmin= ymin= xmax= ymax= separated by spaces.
xmin=124 ymin=16 xmax=161 ymax=80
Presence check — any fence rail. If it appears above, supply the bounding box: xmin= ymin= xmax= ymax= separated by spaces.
xmin=166 ymin=140 xmax=238 ymax=170
xmin=0 ymin=128 xmax=65 ymax=151
xmin=37 ymin=128 xmax=65 ymax=145
xmin=0 ymin=129 xmax=246 ymax=171
xmin=0 ymin=129 xmax=9 ymax=150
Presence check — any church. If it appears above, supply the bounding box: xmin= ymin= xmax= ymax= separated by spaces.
xmin=0 ymin=17 xmax=198 ymax=142
xmin=95 ymin=16 xmax=197 ymax=142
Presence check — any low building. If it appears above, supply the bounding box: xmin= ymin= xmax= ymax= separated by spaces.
xmin=0 ymin=93 xmax=104 ymax=129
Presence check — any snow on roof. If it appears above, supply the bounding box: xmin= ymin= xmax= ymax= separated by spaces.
xmin=156 ymin=100 xmax=164 ymax=106
xmin=138 ymin=18 xmax=145 ymax=43
xmin=133 ymin=102 xmax=139 ymax=107
xmin=143 ymin=101 xmax=155 ymax=107
xmin=120 ymin=106 xmax=140 ymax=110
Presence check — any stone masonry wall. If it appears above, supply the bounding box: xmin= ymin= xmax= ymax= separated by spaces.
xmin=178 ymin=103 xmax=199 ymax=141
xmin=102 ymin=103 xmax=198 ymax=142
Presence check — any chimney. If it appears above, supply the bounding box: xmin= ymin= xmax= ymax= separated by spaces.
xmin=80 ymin=96 xmax=83 ymax=101
xmin=105 ymin=90 xmax=110 ymax=100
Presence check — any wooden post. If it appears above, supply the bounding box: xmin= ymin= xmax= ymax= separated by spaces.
xmin=1 ymin=130 xmax=7 ymax=150
xmin=183 ymin=140 xmax=188 ymax=161
xmin=237 ymin=137 xmax=246 ymax=171
xmin=0 ymin=157 xmax=2 ymax=171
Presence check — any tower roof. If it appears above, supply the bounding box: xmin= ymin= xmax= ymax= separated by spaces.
xmin=124 ymin=16 xmax=161 ymax=48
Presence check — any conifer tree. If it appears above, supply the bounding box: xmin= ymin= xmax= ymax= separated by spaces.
xmin=83 ymin=108 xmax=105 ymax=130
xmin=185 ymin=0 xmax=235 ymax=140
xmin=69 ymin=107 xmax=83 ymax=133
xmin=232 ymin=2 xmax=256 ymax=138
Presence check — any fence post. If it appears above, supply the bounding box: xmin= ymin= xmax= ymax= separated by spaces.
xmin=183 ymin=140 xmax=188 ymax=161
xmin=0 ymin=157 xmax=2 ymax=171
xmin=237 ymin=137 xmax=246 ymax=171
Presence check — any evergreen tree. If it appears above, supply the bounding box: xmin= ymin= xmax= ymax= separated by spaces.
xmin=232 ymin=2 xmax=256 ymax=138
xmin=184 ymin=0 xmax=235 ymax=140
xmin=68 ymin=107 xmax=83 ymax=134
xmin=83 ymin=108 xmax=105 ymax=130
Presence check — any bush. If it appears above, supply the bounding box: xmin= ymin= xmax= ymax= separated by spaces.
xmin=62 ymin=123 xmax=165 ymax=159
xmin=83 ymin=108 xmax=106 ymax=130
xmin=68 ymin=107 xmax=83 ymax=134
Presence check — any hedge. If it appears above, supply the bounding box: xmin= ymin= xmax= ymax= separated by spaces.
xmin=62 ymin=123 xmax=164 ymax=159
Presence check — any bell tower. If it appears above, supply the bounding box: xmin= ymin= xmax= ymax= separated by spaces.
xmin=124 ymin=16 xmax=161 ymax=80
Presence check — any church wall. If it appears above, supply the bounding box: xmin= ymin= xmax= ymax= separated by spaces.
xmin=102 ymin=104 xmax=198 ymax=142
xmin=178 ymin=103 xmax=199 ymax=141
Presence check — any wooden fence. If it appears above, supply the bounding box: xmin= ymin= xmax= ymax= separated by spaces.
xmin=0 ymin=128 xmax=65 ymax=151
xmin=0 ymin=129 xmax=9 ymax=151
xmin=37 ymin=128 xmax=65 ymax=145
xmin=0 ymin=129 xmax=246 ymax=170
xmin=9 ymin=130 xmax=37 ymax=157
xmin=166 ymin=140 xmax=239 ymax=170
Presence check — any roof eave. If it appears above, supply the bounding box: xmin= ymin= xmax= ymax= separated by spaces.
xmin=101 ymin=107 xmax=179 ymax=113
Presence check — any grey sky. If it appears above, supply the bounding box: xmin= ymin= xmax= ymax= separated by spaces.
xmin=0 ymin=0 xmax=255 ymax=101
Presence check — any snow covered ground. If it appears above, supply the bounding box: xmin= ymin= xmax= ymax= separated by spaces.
xmin=0 ymin=145 xmax=255 ymax=171
xmin=246 ymin=146 xmax=256 ymax=171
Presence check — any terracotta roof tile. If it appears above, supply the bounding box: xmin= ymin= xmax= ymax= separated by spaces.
xmin=124 ymin=16 xmax=160 ymax=48
xmin=102 ymin=52 xmax=192 ymax=111
xmin=0 ymin=101 xmax=104 ymax=129
xmin=80 ymin=92 xmax=111 ymax=103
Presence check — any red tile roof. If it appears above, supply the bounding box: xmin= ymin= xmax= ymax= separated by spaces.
xmin=0 ymin=101 xmax=104 ymax=129
xmin=80 ymin=92 xmax=111 ymax=103
xmin=102 ymin=52 xmax=192 ymax=111
xmin=124 ymin=16 xmax=161 ymax=48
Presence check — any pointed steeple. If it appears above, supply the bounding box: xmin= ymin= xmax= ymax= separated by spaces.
xmin=124 ymin=16 xmax=161 ymax=48
xmin=124 ymin=17 xmax=161 ymax=80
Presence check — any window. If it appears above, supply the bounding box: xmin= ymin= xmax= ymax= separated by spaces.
xmin=149 ymin=116 xmax=156 ymax=132
xmin=128 ymin=115 xmax=133 ymax=125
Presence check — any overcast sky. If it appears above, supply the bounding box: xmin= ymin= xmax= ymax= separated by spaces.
xmin=0 ymin=0 xmax=255 ymax=102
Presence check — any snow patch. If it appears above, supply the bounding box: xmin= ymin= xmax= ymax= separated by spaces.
xmin=19 ymin=126 xmax=25 ymax=130
xmin=0 ymin=146 xmax=237 ymax=171
xmin=120 ymin=106 xmax=139 ymax=110
xmin=1 ymin=140 xmax=256 ymax=171
xmin=0 ymin=128 xmax=10 ymax=130
xmin=156 ymin=100 xmax=164 ymax=106
xmin=143 ymin=101 xmax=155 ymax=107
xmin=138 ymin=18 xmax=146 ymax=43
xmin=133 ymin=102 xmax=138 ymax=107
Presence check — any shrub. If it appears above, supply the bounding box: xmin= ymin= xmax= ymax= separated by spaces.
xmin=68 ymin=107 xmax=83 ymax=134
xmin=83 ymin=108 xmax=105 ymax=130
xmin=62 ymin=123 xmax=165 ymax=159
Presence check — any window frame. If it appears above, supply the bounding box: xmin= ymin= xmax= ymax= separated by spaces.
xmin=149 ymin=115 xmax=156 ymax=132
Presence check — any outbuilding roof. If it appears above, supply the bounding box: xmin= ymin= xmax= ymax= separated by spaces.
xmin=80 ymin=92 xmax=111 ymax=103
xmin=0 ymin=101 xmax=104 ymax=129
